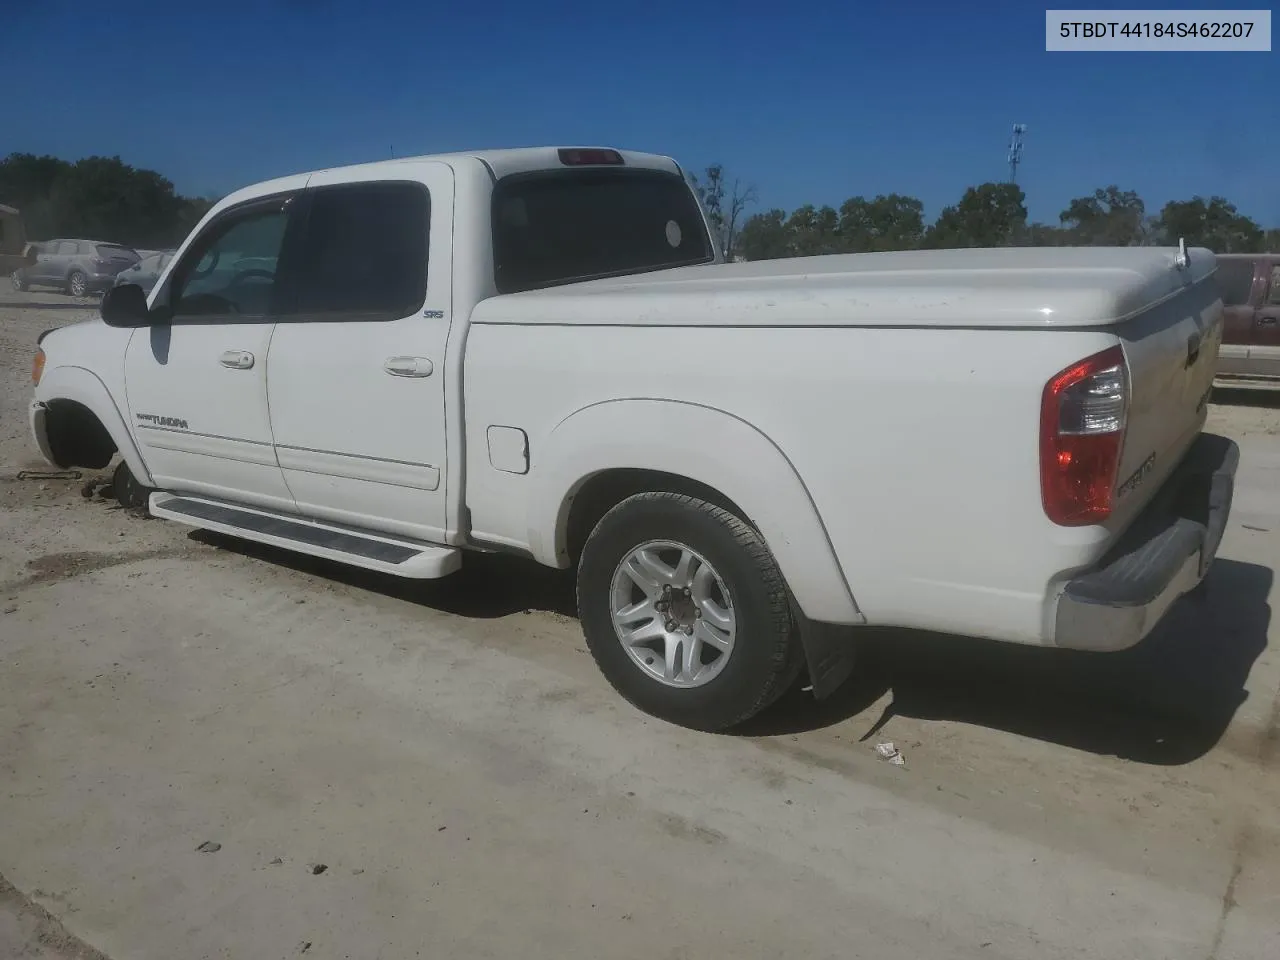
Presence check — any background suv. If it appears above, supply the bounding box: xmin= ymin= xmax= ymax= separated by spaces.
xmin=12 ymin=239 xmax=140 ymax=296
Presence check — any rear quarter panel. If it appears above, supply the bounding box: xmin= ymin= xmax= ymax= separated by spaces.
xmin=463 ymin=321 xmax=1124 ymax=645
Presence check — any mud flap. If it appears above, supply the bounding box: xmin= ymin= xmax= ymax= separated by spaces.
xmin=794 ymin=613 xmax=859 ymax=700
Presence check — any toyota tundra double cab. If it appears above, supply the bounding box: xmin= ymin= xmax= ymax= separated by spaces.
xmin=29 ymin=145 xmax=1238 ymax=731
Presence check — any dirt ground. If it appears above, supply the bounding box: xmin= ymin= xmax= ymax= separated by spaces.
xmin=1 ymin=290 xmax=1279 ymax=959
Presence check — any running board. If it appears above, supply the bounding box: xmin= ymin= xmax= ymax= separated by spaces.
xmin=149 ymin=493 xmax=462 ymax=579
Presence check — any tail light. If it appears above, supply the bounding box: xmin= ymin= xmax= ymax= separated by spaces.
xmin=32 ymin=347 xmax=45 ymax=385
xmin=1040 ymin=345 xmax=1128 ymax=526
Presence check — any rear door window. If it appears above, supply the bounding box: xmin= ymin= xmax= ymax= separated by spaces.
xmin=491 ymin=169 xmax=713 ymax=294
xmin=288 ymin=181 xmax=430 ymax=322
xmin=1215 ymin=259 xmax=1257 ymax=306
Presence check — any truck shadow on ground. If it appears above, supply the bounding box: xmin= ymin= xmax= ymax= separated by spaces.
xmin=740 ymin=558 xmax=1273 ymax=766
xmin=190 ymin=530 xmax=1269 ymax=766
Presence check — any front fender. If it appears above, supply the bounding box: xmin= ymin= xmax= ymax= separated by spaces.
xmin=529 ymin=398 xmax=863 ymax=625
xmin=34 ymin=365 xmax=155 ymax=486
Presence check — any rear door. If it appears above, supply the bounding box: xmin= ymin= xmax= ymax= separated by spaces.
xmin=1214 ymin=257 xmax=1259 ymax=375
xmin=265 ymin=162 xmax=453 ymax=543
xmin=1251 ymin=259 xmax=1280 ymax=377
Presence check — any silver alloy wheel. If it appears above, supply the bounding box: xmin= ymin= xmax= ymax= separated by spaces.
xmin=609 ymin=539 xmax=736 ymax=688
xmin=69 ymin=272 xmax=86 ymax=297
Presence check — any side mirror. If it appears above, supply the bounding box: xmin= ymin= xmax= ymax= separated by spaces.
xmin=100 ymin=284 xmax=152 ymax=328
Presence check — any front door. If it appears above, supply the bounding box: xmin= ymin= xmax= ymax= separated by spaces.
xmin=265 ymin=162 xmax=454 ymax=543
xmin=123 ymin=192 xmax=303 ymax=511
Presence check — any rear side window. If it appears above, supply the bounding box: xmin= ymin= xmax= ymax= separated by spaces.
xmin=95 ymin=243 xmax=138 ymax=261
xmin=56 ymin=241 xmax=77 ymax=255
xmin=290 ymin=181 xmax=430 ymax=322
xmin=491 ymin=169 xmax=713 ymax=294
xmin=1215 ymin=259 xmax=1256 ymax=306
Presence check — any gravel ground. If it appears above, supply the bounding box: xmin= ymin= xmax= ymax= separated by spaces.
xmin=1 ymin=289 xmax=1279 ymax=959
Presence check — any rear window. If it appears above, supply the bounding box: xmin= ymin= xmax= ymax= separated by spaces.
xmin=491 ymin=169 xmax=713 ymax=294
xmin=1214 ymin=259 xmax=1256 ymax=306
xmin=95 ymin=243 xmax=138 ymax=261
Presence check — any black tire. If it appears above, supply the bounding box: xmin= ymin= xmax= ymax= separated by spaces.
xmin=576 ymin=492 xmax=801 ymax=732
xmin=66 ymin=270 xmax=87 ymax=297
xmin=112 ymin=460 xmax=151 ymax=510
xmin=11 ymin=270 xmax=27 ymax=292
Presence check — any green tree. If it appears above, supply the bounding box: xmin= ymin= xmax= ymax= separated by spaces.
xmin=689 ymin=163 xmax=757 ymax=260
xmin=836 ymin=194 xmax=925 ymax=252
xmin=923 ymin=182 xmax=1027 ymax=248
xmin=1059 ymin=186 xmax=1146 ymax=246
xmin=1263 ymin=227 xmax=1280 ymax=251
xmin=786 ymin=204 xmax=841 ymax=256
xmin=1153 ymin=196 xmax=1264 ymax=253
xmin=0 ymin=151 xmax=211 ymax=249
xmin=737 ymin=208 xmax=791 ymax=261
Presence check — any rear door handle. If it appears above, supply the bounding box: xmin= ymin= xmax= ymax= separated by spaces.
xmin=219 ymin=350 xmax=255 ymax=369
xmin=383 ymin=356 xmax=433 ymax=378
xmin=1259 ymin=316 xmax=1278 ymax=326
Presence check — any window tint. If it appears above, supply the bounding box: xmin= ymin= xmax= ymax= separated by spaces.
xmin=491 ymin=169 xmax=713 ymax=294
xmin=290 ymin=181 xmax=429 ymax=321
xmin=1269 ymin=264 xmax=1280 ymax=306
xmin=170 ymin=206 xmax=290 ymax=319
xmin=95 ymin=243 xmax=138 ymax=262
xmin=1215 ymin=259 xmax=1256 ymax=306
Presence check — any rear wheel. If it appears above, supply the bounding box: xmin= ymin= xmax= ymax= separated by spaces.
xmin=66 ymin=270 xmax=87 ymax=297
xmin=576 ymin=492 xmax=800 ymax=731
xmin=11 ymin=270 xmax=27 ymax=292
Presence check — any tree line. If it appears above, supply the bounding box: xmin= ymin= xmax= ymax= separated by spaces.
xmin=4 ymin=151 xmax=1275 ymax=261
xmin=0 ymin=152 xmax=216 ymax=250
xmin=693 ymin=165 xmax=1280 ymax=261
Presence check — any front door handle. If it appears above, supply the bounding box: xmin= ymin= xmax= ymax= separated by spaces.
xmin=383 ymin=356 xmax=434 ymax=378
xmin=219 ymin=350 xmax=255 ymax=369
xmin=1259 ymin=315 xmax=1278 ymax=327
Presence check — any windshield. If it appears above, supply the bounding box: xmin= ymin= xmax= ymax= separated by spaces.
xmin=491 ymin=168 xmax=713 ymax=294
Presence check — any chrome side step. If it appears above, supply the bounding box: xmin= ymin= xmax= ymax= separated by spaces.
xmin=149 ymin=493 xmax=462 ymax=579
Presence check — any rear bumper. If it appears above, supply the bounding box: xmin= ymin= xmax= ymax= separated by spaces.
xmin=1053 ymin=432 xmax=1238 ymax=652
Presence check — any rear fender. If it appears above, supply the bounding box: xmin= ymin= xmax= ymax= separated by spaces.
xmin=529 ymin=399 xmax=863 ymax=625
xmin=35 ymin=365 xmax=154 ymax=485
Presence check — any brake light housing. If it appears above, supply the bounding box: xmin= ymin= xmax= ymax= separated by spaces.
xmin=1039 ymin=345 xmax=1129 ymax=526
xmin=558 ymin=148 xmax=624 ymax=166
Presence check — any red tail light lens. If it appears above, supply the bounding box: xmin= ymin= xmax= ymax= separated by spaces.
xmin=558 ymin=148 xmax=624 ymax=166
xmin=1040 ymin=345 xmax=1128 ymax=526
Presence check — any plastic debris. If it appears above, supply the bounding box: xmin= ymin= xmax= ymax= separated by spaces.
xmin=875 ymin=742 xmax=906 ymax=766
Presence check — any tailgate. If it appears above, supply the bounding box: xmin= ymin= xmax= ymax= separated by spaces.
xmin=1109 ymin=269 xmax=1223 ymax=529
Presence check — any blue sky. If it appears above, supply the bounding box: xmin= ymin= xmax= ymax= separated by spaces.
xmin=4 ymin=0 xmax=1276 ymax=227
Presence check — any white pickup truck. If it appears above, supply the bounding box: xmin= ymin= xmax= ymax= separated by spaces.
xmin=29 ymin=145 xmax=1238 ymax=731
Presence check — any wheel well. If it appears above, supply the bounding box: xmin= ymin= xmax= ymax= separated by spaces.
xmin=44 ymin=399 xmax=117 ymax=469
xmin=564 ymin=468 xmax=751 ymax=565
